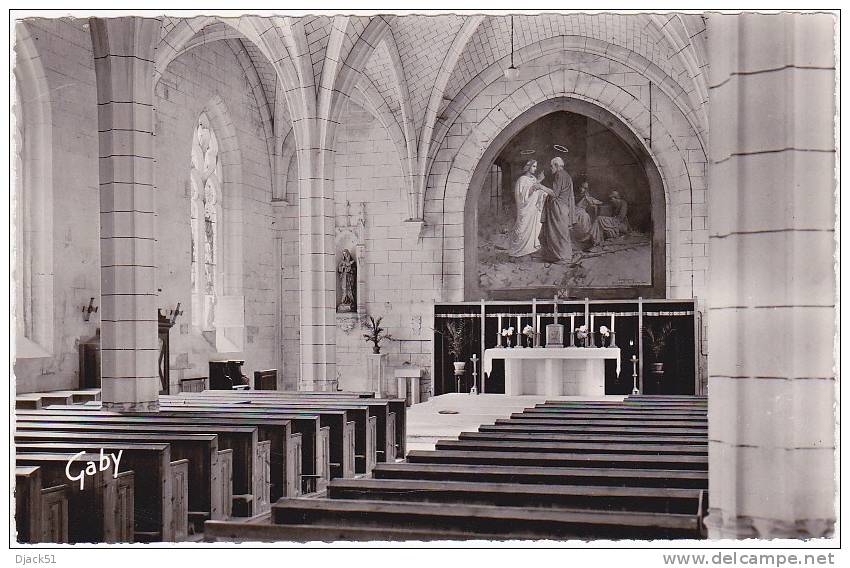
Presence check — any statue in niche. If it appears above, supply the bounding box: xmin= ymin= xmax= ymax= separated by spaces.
xmin=337 ymin=249 xmax=357 ymax=313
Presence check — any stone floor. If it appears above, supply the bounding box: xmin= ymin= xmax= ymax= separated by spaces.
xmin=404 ymin=392 xmax=626 ymax=453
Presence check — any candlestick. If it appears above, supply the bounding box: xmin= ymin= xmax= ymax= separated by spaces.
xmin=497 ymin=315 xmax=503 ymax=347
xmin=532 ymin=299 xmax=538 ymax=348
xmin=471 ymin=353 xmax=479 ymax=395
xmin=610 ymin=314 xmax=617 ymax=347
xmin=590 ymin=314 xmax=596 ymax=347
xmin=631 ymin=355 xmax=640 ymax=395
xmin=569 ymin=314 xmax=575 ymax=346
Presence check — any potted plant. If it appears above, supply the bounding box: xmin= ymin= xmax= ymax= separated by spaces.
xmin=363 ymin=315 xmax=393 ymax=395
xmin=644 ymin=321 xmax=674 ymax=372
xmin=445 ymin=320 xmax=467 ymax=373
xmin=363 ymin=315 xmax=393 ymax=354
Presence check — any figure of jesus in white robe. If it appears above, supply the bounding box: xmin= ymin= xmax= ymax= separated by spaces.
xmin=509 ymin=160 xmax=550 ymax=257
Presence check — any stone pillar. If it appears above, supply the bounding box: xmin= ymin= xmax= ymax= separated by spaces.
xmin=704 ymin=13 xmax=836 ymax=538
xmin=298 ymin=142 xmax=337 ymax=391
xmin=90 ymin=17 xmax=161 ymax=411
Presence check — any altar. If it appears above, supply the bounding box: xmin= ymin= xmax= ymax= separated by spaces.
xmin=483 ymin=347 xmax=622 ymax=396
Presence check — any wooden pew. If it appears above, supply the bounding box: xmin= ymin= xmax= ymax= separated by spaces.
xmin=530 ymin=405 xmax=707 ymax=417
xmin=17 ymin=416 xmax=265 ymax=516
xmin=434 ymin=439 xmax=707 ymax=456
xmin=517 ymin=411 xmax=707 ymax=422
xmin=172 ymin=391 xmax=406 ymax=462
xmin=254 ymin=369 xmax=278 ymax=390
xmin=15 ymin=466 xmax=69 ymax=543
xmin=265 ymin=497 xmax=703 ymax=540
xmin=15 ymin=427 xmax=228 ymax=525
xmin=16 ymin=441 xmax=187 ymax=541
xmin=327 ymin=478 xmax=703 ymax=514
xmin=16 ymin=452 xmax=134 ymax=543
xmin=127 ymin=405 xmax=328 ymax=489
xmin=405 ymin=449 xmax=708 ymax=470
xmin=371 ymin=462 xmax=708 ymax=489
xmin=506 ymin=414 xmax=707 ymax=427
xmin=459 ymin=431 xmax=707 ymax=445
xmin=23 ymin=406 xmax=321 ymax=497
xmin=161 ymin=391 xmax=376 ymax=477
xmin=154 ymin=401 xmax=354 ymax=479
xmin=482 ymin=422 xmax=708 ymax=437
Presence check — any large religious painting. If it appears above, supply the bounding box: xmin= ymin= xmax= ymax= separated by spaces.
xmin=468 ymin=103 xmax=665 ymax=300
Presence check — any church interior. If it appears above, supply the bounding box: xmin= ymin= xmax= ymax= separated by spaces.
xmin=11 ymin=11 xmax=837 ymax=543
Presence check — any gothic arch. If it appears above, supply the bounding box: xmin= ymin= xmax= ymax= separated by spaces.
xmin=426 ymin=65 xmax=706 ymax=302
xmin=13 ymin=21 xmax=54 ymax=358
xmin=461 ymin=97 xmax=667 ymax=300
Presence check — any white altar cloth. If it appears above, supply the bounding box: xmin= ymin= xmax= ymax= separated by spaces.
xmin=483 ymin=347 xmax=621 ymax=396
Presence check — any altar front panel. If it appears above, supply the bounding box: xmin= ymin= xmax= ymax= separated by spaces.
xmin=485 ymin=347 xmax=620 ymax=396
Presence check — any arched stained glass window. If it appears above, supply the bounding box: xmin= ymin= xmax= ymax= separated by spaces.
xmin=190 ymin=112 xmax=222 ymax=331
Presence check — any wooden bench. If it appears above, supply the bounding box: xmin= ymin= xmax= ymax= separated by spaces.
xmin=20 ymin=405 xmax=318 ymax=501
xmin=17 ymin=415 xmax=265 ymax=516
xmin=15 ymin=466 xmax=69 ymax=543
xmin=179 ymin=377 xmax=207 ymax=392
xmin=16 ymin=452 xmax=134 ymax=543
xmin=484 ymin=422 xmax=709 ymax=436
xmin=177 ymin=391 xmax=406 ymax=458
xmin=167 ymin=393 xmax=403 ymax=469
xmin=507 ymin=414 xmax=707 ymax=427
xmin=405 ymin=449 xmax=708 ymax=470
xmin=203 ymin=520 xmax=512 ymax=542
xmin=158 ymin=398 xmax=361 ymax=478
xmin=16 ymin=441 xmax=188 ymax=542
xmin=145 ymin=403 xmax=335 ymax=486
xmin=254 ymin=369 xmax=278 ymax=390
xmin=15 ymin=426 xmax=229 ymax=525
xmin=266 ymin=497 xmax=703 ymax=540
xmin=531 ymin=405 xmax=707 ymax=417
xmin=459 ymin=431 xmax=707 ymax=445
xmin=327 ymin=477 xmax=703 ymax=514
xmin=434 ymin=439 xmax=707 ymax=456
xmin=371 ymin=462 xmax=708 ymax=489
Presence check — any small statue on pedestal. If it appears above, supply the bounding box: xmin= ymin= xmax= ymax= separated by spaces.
xmin=337 ymin=249 xmax=357 ymax=312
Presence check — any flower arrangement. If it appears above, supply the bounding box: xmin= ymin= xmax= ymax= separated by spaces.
xmin=501 ymin=326 xmax=515 ymax=347
xmin=575 ymin=324 xmax=589 ymax=346
xmin=363 ymin=315 xmax=394 ymax=354
xmin=598 ymin=325 xmax=610 ymax=347
xmin=522 ymin=324 xmax=535 ymax=348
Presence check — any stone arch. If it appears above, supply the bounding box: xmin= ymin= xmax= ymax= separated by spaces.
xmin=429 ymin=38 xmax=707 ymax=177
xmin=461 ymin=97 xmax=667 ymax=300
xmin=428 ymin=65 xmax=702 ymax=301
xmin=13 ymin=21 xmax=54 ymax=358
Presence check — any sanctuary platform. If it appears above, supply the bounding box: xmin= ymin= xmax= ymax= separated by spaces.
xmin=405 ymin=392 xmax=624 ymax=452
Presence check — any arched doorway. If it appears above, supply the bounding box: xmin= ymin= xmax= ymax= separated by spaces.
xmin=464 ymin=97 xmax=666 ymax=300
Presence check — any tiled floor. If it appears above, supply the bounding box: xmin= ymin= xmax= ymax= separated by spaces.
xmin=404 ymin=392 xmax=626 ymax=453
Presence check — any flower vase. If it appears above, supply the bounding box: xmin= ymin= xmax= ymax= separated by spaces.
xmin=506 ymin=337 xmax=512 ymax=348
